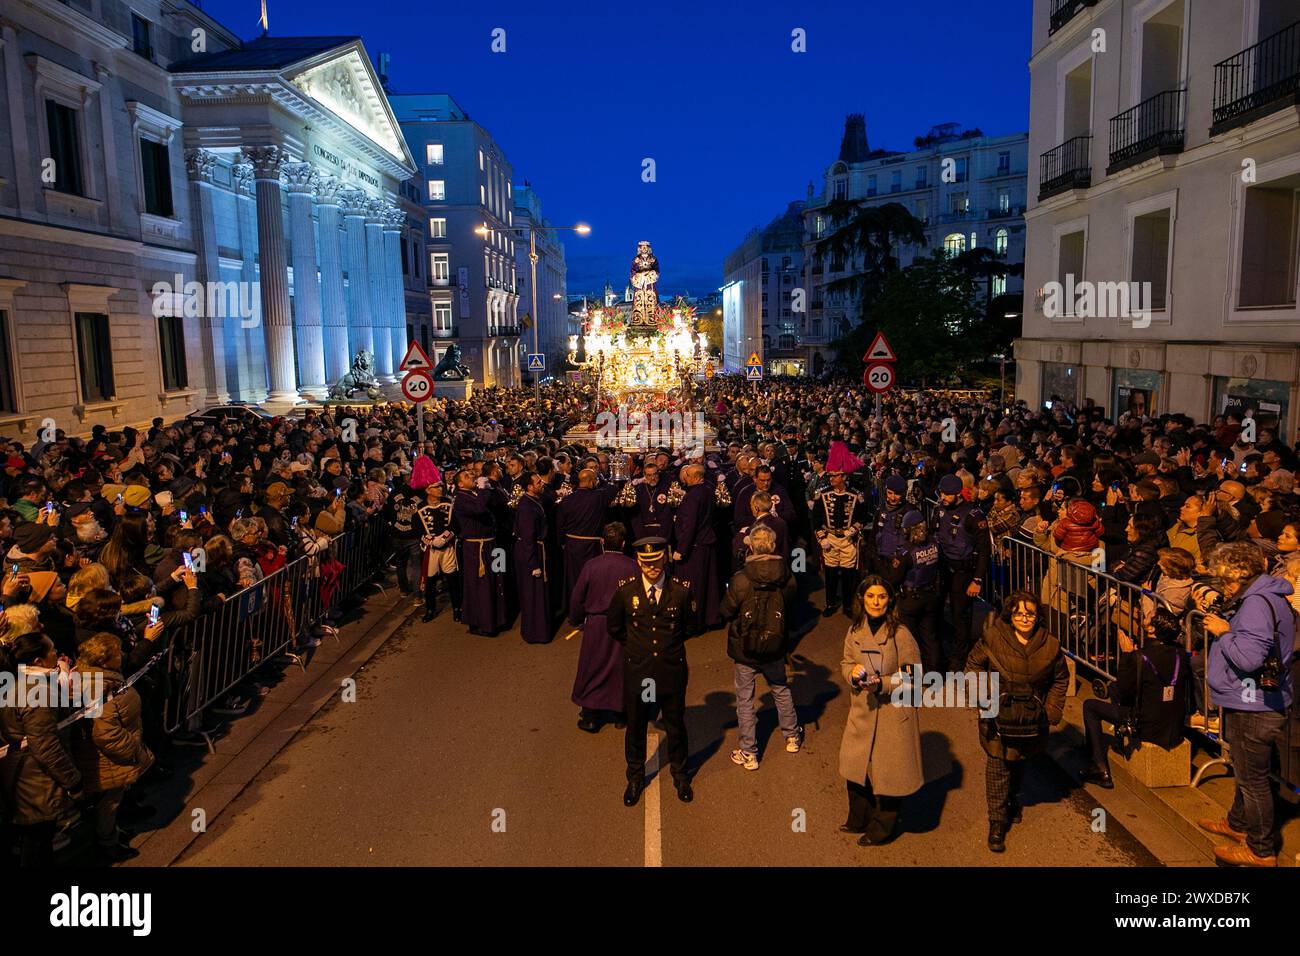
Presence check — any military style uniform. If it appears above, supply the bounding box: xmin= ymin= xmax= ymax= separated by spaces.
xmin=814 ymin=486 xmax=867 ymax=614
xmin=606 ymin=573 xmax=695 ymax=787
xmin=417 ymin=498 xmax=459 ymax=618
xmin=932 ymin=498 xmax=991 ymax=671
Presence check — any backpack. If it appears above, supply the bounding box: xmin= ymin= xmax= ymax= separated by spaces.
xmin=739 ymin=581 xmax=786 ymax=659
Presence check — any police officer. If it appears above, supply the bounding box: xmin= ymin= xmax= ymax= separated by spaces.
xmin=813 ymin=466 xmax=868 ymax=617
xmin=888 ymin=511 xmax=942 ymax=674
xmin=606 ymin=536 xmax=696 ymax=807
xmin=933 ymin=473 xmax=990 ymax=671
xmin=868 ymin=475 xmax=910 ymax=578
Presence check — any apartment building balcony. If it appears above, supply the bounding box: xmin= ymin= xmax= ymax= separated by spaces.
xmin=1038 ymin=135 xmax=1092 ymax=201
xmin=1211 ymin=20 xmax=1300 ymax=135
xmin=1107 ymin=89 xmax=1186 ymax=175
xmin=429 ymin=277 xmax=450 ymax=288
xmin=936 ymin=209 xmax=977 ymax=224
xmin=493 ymin=325 xmax=522 ymax=337
xmin=1049 ymin=0 xmax=1099 ymax=36
xmin=986 ymin=205 xmax=1026 ymax=220
xmin=431 ymin=326 xmax=458 ymax=340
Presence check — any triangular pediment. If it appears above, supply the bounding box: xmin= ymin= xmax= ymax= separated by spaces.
xmin=287 ymin=46 xmax=410 ymax=165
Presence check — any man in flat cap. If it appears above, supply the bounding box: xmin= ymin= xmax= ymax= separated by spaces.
xmin=606 ymin=536 xmax=696 ymax=806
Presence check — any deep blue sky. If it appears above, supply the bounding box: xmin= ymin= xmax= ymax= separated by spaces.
xmin=203 ymin=0 xmax=1031 ymax=295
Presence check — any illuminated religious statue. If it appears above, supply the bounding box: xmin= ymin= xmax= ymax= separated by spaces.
xmin=629 ymin=240 xmax=660 ymax=328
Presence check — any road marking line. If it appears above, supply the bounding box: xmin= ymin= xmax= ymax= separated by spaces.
xmin=644 ymin=729 xmax=662 ymax=867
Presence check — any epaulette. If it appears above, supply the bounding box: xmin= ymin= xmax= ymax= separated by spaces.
xmin=617 ymin=576 xmax=635 ymax=587
xmin=672 ymin=576 xmax=692 ymax=590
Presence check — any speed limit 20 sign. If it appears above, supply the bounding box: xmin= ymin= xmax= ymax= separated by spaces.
xmin=401 ymin=370 xmax=433 ymax=403
xmin=863 ymin=363 xmax=894 ymax=394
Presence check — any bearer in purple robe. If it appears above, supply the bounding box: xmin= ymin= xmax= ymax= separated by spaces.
xmin=568 ymin=522 xmax=638 ymax=733
xmin=451 ymin=469 xmax=507 ymax=636
xmin=671 ymin=462 xmax=721 ymax=631
xmin=513 ymin=472 xmax=552 ymax=644
xmin=556 ymin=468 xmax=623 ymax=616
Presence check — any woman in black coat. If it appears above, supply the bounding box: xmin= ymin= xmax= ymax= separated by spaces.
xmin=0 ymin=633 xmax=82 ymax=866
xmin=1080 ymin=607 xmax=1190 ymax=788
xmin=1111 ymin=510 xmax=1165 ymax=585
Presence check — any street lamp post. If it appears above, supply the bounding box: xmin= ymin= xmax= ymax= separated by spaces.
xmin=476 ymin=220 xmax=589 ymax=403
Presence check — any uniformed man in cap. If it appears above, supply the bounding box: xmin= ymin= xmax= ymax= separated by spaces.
xmin=932 ymin=473 xmax=990 ymax=671
xmin=867 ymin=475 xmax=910 ymax=578
xmin=606 ymin=536 xmax=696 ymax=806
xmin=813 ymin=465 xmax=867 ymax=617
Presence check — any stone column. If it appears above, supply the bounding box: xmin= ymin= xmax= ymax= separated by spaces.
xmin=340 ymin=188 xmax=373 ymax=361
xmin=382 ymin=205 xmax=407 ymax=371
xmin=364 ymin=200 xmax=393 ymax=380
xmin=243 ymin=145 xmax=297 ymax=404
xmin=184 ymin=149 xmax=230 ymax=405
xmin=316 ymin=176 xmax=350 ymax=385
xmin=232 ymin=161 xmax=267 ymax=400
xmin=284 ymin=162 xmax=325 ymax=397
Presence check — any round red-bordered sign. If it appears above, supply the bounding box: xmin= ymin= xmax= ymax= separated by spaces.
xmin=863 ymin=363 xmax=895 ymax=394
xmin=401 ymin=369 xmax=434 ymax=403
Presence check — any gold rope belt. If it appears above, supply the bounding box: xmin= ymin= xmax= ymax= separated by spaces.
xmin=465 ymin=537 xmax=493 ymax=577
xmin=565 ymin=534 xmax=602 ymax=541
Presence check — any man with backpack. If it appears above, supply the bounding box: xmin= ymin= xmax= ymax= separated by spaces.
xmin=719 ymin=525 xmax=801 ymax=771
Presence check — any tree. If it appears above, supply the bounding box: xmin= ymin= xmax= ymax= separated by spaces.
xmin=697 ymin=310 xmax=723 ymax=357
xmin=814 ymin=202 xmax=928 ymax=312
xmin=838 ymin=250 xmax=987 ymax=384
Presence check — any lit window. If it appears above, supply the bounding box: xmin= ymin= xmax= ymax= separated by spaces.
xmin=480 ymin=184 xmax=486 ymax=205
xmin=943 ymin=233 xmax=967 ymax=256
xmin=427 ymin=180 xmax=445 ymax=201
xmin=995 ymin=228 xmax=1009 ymax=256
xmin=426 ymin=144 xmax=444 ymax=165
xmin=999 ymin=192 xmax=1011 ymax=213
xmin=479 ymin=149 xmax=484 ymax=170
xmin=430 ymin=253 xmax=449 ymax=283
xmin=430 ymin=218 xmax=446 ymax=238
xmin=993 ymin=275 xmax=1007 ymax=297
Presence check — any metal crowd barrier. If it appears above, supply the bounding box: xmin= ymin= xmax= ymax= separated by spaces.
xmin=162 ymin=513 xmax=392 ymax=736
xmin=1182 ymin=608 xmax=1231 ymax=789
xmin=996 ymin=535 xmax=1152 ymax=687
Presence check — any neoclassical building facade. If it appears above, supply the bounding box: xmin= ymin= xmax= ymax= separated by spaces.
xmin=170 ymin=35 xmax=417 ymax=404
xmin=0 ymin=0 xmax=420 ymax=438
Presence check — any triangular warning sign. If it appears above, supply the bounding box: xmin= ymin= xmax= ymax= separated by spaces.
xmin=747 ymin=351 xmax=761 ymax=366
xmin=400 ymin=341 xmax=433 ymax=371
xmin=863 ymin=331 xmax=896 ymax=363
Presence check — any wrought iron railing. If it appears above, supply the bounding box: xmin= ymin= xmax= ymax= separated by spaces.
xmin=1038 ymin=135 xmax=1092 ymax=199
xmin=1108 ymin=89 xmax=1186 ymax=172
xmin=1212 ymin=20 xmax=1300 ymax=132
xmin=1049 ymin=0 xmax=1099 ymax=36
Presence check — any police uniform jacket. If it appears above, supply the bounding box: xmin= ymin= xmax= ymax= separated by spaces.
xmin=606 ymin=575 xmax=694 ymax=692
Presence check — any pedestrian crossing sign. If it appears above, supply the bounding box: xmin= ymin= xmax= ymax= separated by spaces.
xmin=527 ymin=353 xmax=546 ymax=372
xmin=746 ymin=363 xmax=763 ymax=381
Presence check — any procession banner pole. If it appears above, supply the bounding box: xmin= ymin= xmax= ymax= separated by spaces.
xmin=418 ymin=401 xmax=425 ymax=444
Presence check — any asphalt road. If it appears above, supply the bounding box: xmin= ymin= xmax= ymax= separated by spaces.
xmin=177 ymin=593 xmax=1160 ymax=867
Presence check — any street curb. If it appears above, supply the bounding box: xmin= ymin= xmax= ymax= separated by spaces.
xmin=125 ymin=588 xmax=419 ymax=867
xmin=1045 ymin=695 xmax=1223 ymax=867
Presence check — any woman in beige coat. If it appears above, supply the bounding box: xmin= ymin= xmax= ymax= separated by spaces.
xmin=839 ymin=576 xmax=924 ymax=846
